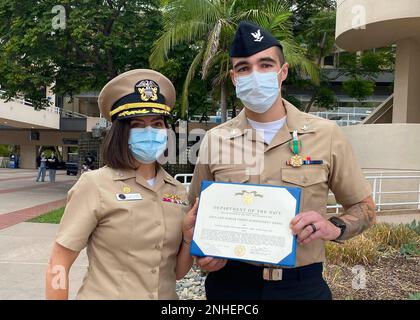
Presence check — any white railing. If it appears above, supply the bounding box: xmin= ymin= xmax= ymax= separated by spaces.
xmin=1 ymin=88 xmax=89 ymax=119
xmin=175 ymin=173 xmax=194 ymax=191
xmin=175 ymin=172 xmax=420 ymax=212
xmin=310 ymin=111 xmax=371 ymax=126
xmin=328 ymin=174 xmax=420 ymax=213
xmin=187 ymin=110 xmax=373 ymax=126
xmin=61 ymin=109 xmax=87 ymax=118
xmin=0 ymin=89 xmax=33 ymax=107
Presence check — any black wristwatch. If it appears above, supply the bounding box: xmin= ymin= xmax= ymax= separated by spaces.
xmin=329 ymin=217 xmax=346 ymax=241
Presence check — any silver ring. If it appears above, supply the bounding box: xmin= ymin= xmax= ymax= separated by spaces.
xmin=310 ymin=223 xmax=317 ymax=233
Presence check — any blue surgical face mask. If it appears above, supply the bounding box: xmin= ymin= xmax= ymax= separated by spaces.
xmin=235 ymin=67 xmax=283 ymax=113
xmin=128 ymin=127 xmax=168 ymax=164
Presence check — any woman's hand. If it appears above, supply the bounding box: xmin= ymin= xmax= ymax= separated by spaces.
xmin=182 ymin=197 xmax=199 ymax=244
xmin=176 ymin=198 xmax=199 ymax=280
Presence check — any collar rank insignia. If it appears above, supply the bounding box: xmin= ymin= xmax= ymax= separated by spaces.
xmin=135 ymin=80 xmax=159 ymax=102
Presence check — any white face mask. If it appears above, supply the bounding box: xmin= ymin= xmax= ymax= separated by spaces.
xmin=235 ymin=66 xmax=284 ymax=113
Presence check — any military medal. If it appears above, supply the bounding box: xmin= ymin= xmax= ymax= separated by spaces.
xmin=286 ymin=130 xmax=324 ymax=167
xmin=289 ymin=155 xmax=303 ymax=167
xmin=287 ymin=130 xmax=303 ymax=167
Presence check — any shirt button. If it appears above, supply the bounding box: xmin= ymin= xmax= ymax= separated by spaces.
xmin=156 ymin=221 xmax=162 ymax=226
xmin=155 ymin=244 xmax=161 ymax=250
xmin=149 ymin=293 xmax=155 ymax=299
xmin=151 ymin=269 xmax=157 ymax=274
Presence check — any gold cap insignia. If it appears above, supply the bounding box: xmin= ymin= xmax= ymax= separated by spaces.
xmin=136 ymin=80 xmax=158 ymax=102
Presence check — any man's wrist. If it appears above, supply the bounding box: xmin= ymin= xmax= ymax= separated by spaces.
xmin=332 ymin=225 xmax=342 ymax=240
xmin=182 ymin=238 xmax=192 ymax=245
xmin=328 ymin=217 xmax=346 ymax=241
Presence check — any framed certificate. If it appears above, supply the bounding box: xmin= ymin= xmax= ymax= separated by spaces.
xmin=190 ymin=180 xmax=301 ymax=267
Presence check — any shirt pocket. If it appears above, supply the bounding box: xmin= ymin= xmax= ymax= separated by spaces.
xmin=214 ymin=168 xmax=250 ymax=183
xmin=281 ymin=166 xmax=329 ymax=213
xmin=281 ymin=166 xmax=328 ymax=187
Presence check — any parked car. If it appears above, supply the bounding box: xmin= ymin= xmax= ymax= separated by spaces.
xmin=65 ymin=153 xmax=79 ymax=176
xmin=56 ymin=160 xmax=66 ymax=170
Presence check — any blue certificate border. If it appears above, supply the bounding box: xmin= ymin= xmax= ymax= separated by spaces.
xmin=190 ymin=180 xmax=301 ymax=267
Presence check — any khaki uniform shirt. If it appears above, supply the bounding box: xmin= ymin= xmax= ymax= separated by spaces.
xmin=56 ymin=165 xmax=189 ymax=300
xmin=188 ymin=99 xmax=372 ymax=267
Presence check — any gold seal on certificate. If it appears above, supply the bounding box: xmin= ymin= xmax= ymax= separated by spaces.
xmin=234 ymin=245 xmax=246 ymax=257
xmin=190 ymin=181 xmax=301 ymax=267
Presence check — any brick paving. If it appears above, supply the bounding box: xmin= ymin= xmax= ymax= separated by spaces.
xmin=0 ymin=169 xmax=77 ymax=230
xmin=0 ymin=199 xmax=67 ymax=230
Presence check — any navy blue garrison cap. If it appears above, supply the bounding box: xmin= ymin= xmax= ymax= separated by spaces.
xmin=230 ymin=21 xmax=283 ymax=58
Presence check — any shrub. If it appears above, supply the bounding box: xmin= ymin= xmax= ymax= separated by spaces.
xmin=365 ymin=223 xmax=419 ymax=251
xmin=326 ymin=235 xmax=379 ymax=265
xmin=326 ymin=223 xmax=420 ymax=266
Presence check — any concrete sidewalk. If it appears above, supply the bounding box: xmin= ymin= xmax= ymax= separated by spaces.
xmin=0 ymin=222 xmax=87 ymax=300
xmin=0 ymin=169 xmax=78 ymax=230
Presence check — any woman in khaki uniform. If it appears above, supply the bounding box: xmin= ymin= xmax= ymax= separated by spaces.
xmin=45 ymin=69 xmax=196 ymax=300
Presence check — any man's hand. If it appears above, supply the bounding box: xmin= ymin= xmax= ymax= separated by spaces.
xmin=194 ymin=256 xmax=227 ymax=272
xmin=290 ymin=211 xmax=341 ymax=244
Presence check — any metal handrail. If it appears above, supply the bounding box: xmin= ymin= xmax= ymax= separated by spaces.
xmin=309 ymin=111 xmax=372 ymax=126
xmin=175 ymin=173 xmax=193 ymax=184
xmin=0 ymin=89 xmax=33 ymax=106
xmin=60 ymin=109 xmax=88 ymax=118
xmin=328 ymin=175 xmax=420 ymax=213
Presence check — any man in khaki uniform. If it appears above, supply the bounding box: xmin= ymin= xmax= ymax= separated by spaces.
xmin=188 ymin=21 xmax=376 ymax=300
xmin=46 ymin=69 xmax=196 ymax=300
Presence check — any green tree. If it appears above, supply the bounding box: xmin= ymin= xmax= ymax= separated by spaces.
xmin=0 ymin=0 xmax=162 ymax=109
xmin=0 ymin=144 xmax=12 ymax=157
xmin=294 ymin=6 xmax=395 ymax=112
xmin=295 ymin=9 xmax=336 ymax=112
xmin=155 ymin=44 xmax=215 ymax=120
xmin=339 ymin=50 xmax=394 ymax=104
xmin=150 ymin=0 xmax=319 ymax=122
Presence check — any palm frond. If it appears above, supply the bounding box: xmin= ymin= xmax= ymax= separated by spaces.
xmin=282 ymin=39 xmax=320 ymax=84
xmin=150 ymin=0 xmax=221 ymax=68
xmin=202 ymin=20 xmax=222 ymax=79
xmin=163 ymin=0 xmax=220 ymax=23
xmin=150 ymin=21 xmax=209 ymax=68
xmin=210 ymin=51 xmax=231 ymax=87
xmin=181 ymin=45 xmax=205 ymax=118
xmin=233 ymin=4 xmax=319 ymax=84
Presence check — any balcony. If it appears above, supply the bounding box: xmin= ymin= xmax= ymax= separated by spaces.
xmin=336 ymin=0 xmax=420 ymax=51
xmin=0 ymin=91 xmax=60 ymax=130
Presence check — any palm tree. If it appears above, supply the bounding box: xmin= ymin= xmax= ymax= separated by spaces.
xmin=150 ymin=0 xmax=319 ymax=122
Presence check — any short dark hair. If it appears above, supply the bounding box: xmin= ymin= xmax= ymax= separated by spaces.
xmin=102 ymin=119 xmax=138 ymax=170
xmin=275 ymin=46 xmax=285 ymax=65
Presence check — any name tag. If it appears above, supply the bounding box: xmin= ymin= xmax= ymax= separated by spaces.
xmin=116 ymin=193 xmax=143 ymax=201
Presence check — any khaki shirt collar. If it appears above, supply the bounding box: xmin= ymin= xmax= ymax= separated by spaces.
xmin=228 ymin=98 xmax=316 ymax=150
xmin=112 ymin=165 xmax=177 ymax=192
